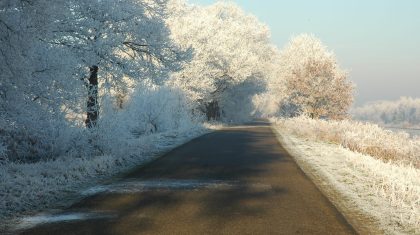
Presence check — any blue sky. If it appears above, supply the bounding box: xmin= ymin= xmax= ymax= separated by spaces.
xmin=188 ymin=0 xmax=420 ymax=105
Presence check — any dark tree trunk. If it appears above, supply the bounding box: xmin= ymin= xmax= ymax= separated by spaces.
xmin=85 ymin=65 xmax=99 ymax=128
xmin=205 ymin=100 xmax=220 ymax=121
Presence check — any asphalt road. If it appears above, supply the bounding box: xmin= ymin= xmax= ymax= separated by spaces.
xmin=20 ymin=120 xmax=356 ymax=235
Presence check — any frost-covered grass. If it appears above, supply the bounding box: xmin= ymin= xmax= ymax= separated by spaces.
xmin=272 ymin=118 xmax=420 ymax=234
xmin=271 ymin=116 xmax=420 ymax=168
xmin=274 ymin=129 xmax=420 ymax=234
xmin=0 ymin=126 xmax=207 ymax=231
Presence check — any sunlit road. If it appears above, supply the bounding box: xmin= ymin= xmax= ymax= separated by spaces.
xmin=20 ymin=120 xmax=356 ymax=235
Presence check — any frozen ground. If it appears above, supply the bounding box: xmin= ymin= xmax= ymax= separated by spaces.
xmin=0 ymin=125 xmax=211 ymax=232
xmin=273 ymin=127 xmax=420 ymax=235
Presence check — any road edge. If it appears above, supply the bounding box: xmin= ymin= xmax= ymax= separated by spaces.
xmin=270 ymin=126 xmax=384 ymax=235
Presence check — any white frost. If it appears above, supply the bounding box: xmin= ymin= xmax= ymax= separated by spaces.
xmin=16 ymin=212 xmax=116 ymax=230
xmin=81 ymin=179 xmax=271 ymax=196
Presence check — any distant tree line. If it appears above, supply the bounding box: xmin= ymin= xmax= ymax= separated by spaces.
xmin=352 ymin=97 xmax=420 ymax=127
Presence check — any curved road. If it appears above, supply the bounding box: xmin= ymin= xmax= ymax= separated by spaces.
xmin=20 ymin=120 xmax=355 ymax=235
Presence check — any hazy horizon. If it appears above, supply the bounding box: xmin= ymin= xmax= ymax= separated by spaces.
xmin=188 ymin=0 xmax=420 ymax=106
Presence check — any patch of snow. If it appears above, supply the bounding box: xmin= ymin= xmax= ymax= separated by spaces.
xmin=16 ymin=211 xmax=116 ymax=230
xmin=81 ymin=179 xmax=234 ymax=195
xmin=81 ymin=179 xmax=272 ymax=196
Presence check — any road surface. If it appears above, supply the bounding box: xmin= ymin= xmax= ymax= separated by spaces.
xmin=20 ymin=120 xmax=356 ymax=235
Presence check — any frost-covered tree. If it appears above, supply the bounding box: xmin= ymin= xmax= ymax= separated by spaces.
xmin=352 ymin=97 xmax=420 ymax=126
xmin=41 ymin=0 xmax=179 ymax=83
xmin=36 ymin=0 xmax=185 ymax=119
xmin=278 ymin=34 xmax=353 ymax=119
xmin=0 ymin=0 xmax=187 ymax=162
xmin=166 ymin=1 xmax=277 ymax=121
xmin=0 ymin=0 xmax=83 ymax=162
xmin=251 ymin=51 xmax=287 ymax=117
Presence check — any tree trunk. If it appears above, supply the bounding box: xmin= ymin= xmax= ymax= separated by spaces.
xmin=85 ymin=65 xmax=99 ymax=128
xmin=205 ymin=100 xmax=220 ymax=121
